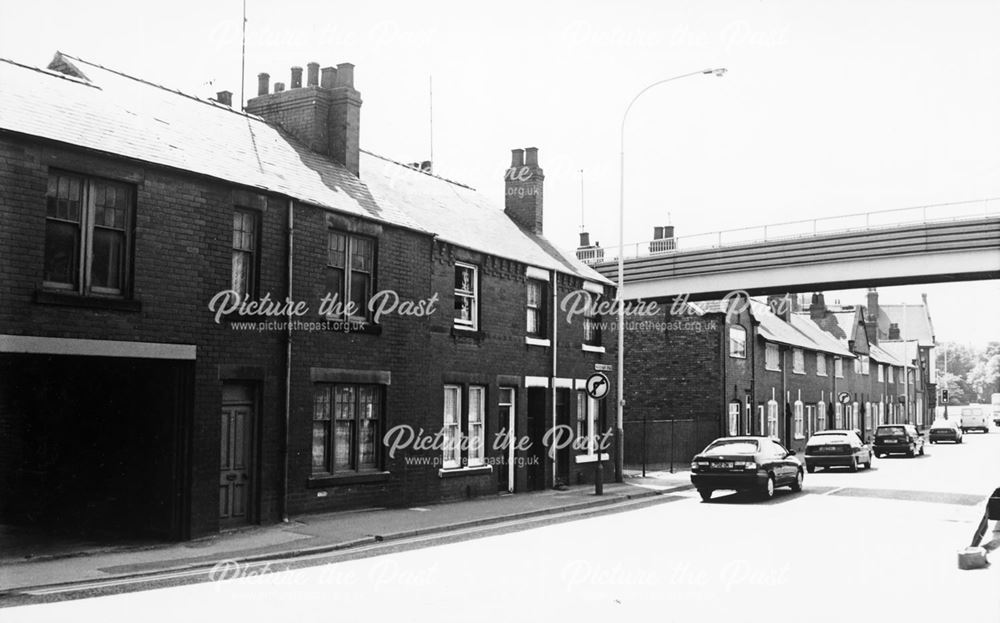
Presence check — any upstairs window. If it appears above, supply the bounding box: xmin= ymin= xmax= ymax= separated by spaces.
xmin=232 ymin=208 xmax=259 ymax=299
xmin=44 ymin=171 xmax=135 ymax=296
xmin=454 ymin=263 xmax=479 ymax=330
xmin=326 ymin=231 xmax=375 ymax=321
xmin=860 ymin=355 xmax=870 ymax=375
xmin=583 ymin=295 xmax=602 ymax=346
xmin=834 ymin=358 xmax=844 ymax=378
xmin=878 ymin=364 xmax=885 ymax=382
xmin=526 ymin=279 xmax=547 ymax=338
xmin=792 ymin=348 xmax=805 ymax=374
xmin=816 ymin=353 xmax=827 ymax=376
xmin=888 ymin=367 xmax=895 ymax=383
xmin=765 ymin=343 xmax=781 ymax=371
xmin=729 ymin=327 xmax=747 ymax=358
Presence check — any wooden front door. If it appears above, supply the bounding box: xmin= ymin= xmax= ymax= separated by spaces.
xmin=220 ymin=383 xmax=255 ymax=528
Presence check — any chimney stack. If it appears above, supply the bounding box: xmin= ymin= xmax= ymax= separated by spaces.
xmin=864 ymin=288 xmax=880 ymax=345
xmin=809 ymin=292 xmax=827 ymax=320
xmin=246 ymin=60 xmax=363 ymax=176
xmin=580 ymin=232 xmax=591 ymax=247
xmin=888 ymin=323 xmax=901 ymax=340
xmin=321 ymin=66 xmax=336 ymax=88
xmin=504 ymin=147 xmax=544 ymax=235
xmin=215 ymin=90 xmax=233 ymax=107
xmin=257 ymin=72 xmax=270 ymax=96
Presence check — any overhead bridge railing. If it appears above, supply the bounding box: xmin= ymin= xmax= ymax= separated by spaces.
xmin=596 ymin=197 xmax=1000 ymax=264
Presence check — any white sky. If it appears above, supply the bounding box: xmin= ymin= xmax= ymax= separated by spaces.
xmin=1 ymin=0 xmax=997 ymax=344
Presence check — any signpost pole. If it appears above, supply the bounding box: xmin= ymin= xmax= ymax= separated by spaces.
xmin=585 ymin=371 xmax=610 ymax=496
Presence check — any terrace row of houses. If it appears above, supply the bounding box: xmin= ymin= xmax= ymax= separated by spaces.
xmin=616 ymin=284 xmax=937 ymax=466
xmin=0 ymin=53 xmax=615 ymax=540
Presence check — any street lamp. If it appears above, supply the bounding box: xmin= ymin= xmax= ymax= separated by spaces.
xmin=615 ymin=68 xmax=727 ymax=482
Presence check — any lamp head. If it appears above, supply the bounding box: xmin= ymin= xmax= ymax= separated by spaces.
xmin=706 ymin=68 xmax=727 ymax=77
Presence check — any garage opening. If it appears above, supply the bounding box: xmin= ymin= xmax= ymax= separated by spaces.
xmin=0 ymin=354 xmax=191 ymax=541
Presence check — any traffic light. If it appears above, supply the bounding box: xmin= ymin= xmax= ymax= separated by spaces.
xmin=942 ymin=389 xmax=949 ymax=402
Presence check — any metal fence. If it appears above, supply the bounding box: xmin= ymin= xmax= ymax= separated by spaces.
xmin=624 ymin=418 xmax=719 ymax=475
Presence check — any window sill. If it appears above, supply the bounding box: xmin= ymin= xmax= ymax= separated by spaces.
xmin=792 ymin=371 xmax=806 ymax=375
xmin=307 ymin=471 xmax=391 ymax=488
xmin=582 ymin=344 xmax=606 ymax=354
xmin=728 ymin=354 xmax=746 ymax=359
xmin=525 ymin=336 xmax=551 ymax=347
xmin=35 ymin=289 xmax=141 ymax=312
xmin=765 ymin=367 xmax=781 ymax=373
xmin=574 ymin=453 xmax=610 ymax=464
xmin=438 ymin=465 xmax=493 ymax=478
xmin=450 ymin=326 xmax=485 ymax=341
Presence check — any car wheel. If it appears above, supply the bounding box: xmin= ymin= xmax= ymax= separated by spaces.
xmin=698 ymin=489 xmax=712 ymax=502
xmin=906 ymin=444 xmax=915 ymax=457
xmin=807 ymin=465 xmax=815 ymax=474
xmin=919 ymin=444 xmax=924 ymax=456
xmin=958 ymin=437 xmax=963 ymax=444
xmin=790 ymin=469 xmax=803 ymax=492
xmin=864 ymin=456 xmax=872 ymax=469
xmin=761 ymin=475 xmax=776 ymax=499
xmin=849 ymin=457 xmax=859 ymax=472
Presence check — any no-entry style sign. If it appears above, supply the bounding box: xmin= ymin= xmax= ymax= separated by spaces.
xmin=585 ymin=372 xmax=610 ymax=400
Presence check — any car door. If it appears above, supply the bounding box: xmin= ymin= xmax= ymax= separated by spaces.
xmin=853 ymin=431 xmax=870 ymax=463
xmin=769 ymin=440 xmax=794 ymax=484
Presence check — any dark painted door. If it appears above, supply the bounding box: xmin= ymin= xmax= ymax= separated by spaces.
xmin=526 ymin=387 xmax=546 ymax=491
xmin=497 ymin=387 xmax=515 ymax=493
xmin=220 ymin=383 xmax=255 ymax=528
xmin=555 ymin=388 xmax=570 ymax=486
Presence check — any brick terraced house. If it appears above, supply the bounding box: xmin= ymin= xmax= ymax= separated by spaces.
xmin=619 ymin=288 xmax=913 ymax=469
xmin=0 ymin=53 xmax=614 ymax=540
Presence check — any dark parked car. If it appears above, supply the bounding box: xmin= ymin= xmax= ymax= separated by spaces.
xmin=804 ymin=429 xmax=872 ymax=472
xmin=928 ymin=418 xmax=963 ymax=444
xmin=873 ymin=424 xmax=924 ymax=458
xmin=690 ymin=436 xmax=803 ymax=502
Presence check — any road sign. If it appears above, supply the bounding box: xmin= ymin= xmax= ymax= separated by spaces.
xmin=838 ymin=392 xmax=851 ymax=404
xmin=594 ymin=363 xmax=613 ymax=372
xmin=585 ymin=372 xmax=610 ymax=400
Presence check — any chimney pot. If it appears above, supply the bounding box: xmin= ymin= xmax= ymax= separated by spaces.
xmin=307 ymin=62 xmax=320 ymax=87
xmin=215 ymin=90 xmax=233 ymax=106
xmin=663 ymin=225 xmax=675 ymax=239
xmin=321 ymin=66 xmax=337 ymax=88
xmin=511 ymin=149 xmax=525 ymax=167
xmin=290 ymin=66 xmax=303 ymax=89
xmin=335 ymin=63 xmax=354 ymax=88
xmin=274 ymin=82 xmax=285 ymax=93
xmin=653 ymin=226 xmax=664 ymax=240
xmin=579 ymin=232 xmax=591 ymax=247
xmin=420 ymin=160 xmax=432 ymax=173
xmin=257 ymin=72 xmax=270 ymax=96
xmin=524 ymin=146 xmax=539 ymax=167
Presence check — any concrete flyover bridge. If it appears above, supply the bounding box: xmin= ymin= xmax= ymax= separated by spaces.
xmin=588 ymin=198 xmax=1000 ymax=299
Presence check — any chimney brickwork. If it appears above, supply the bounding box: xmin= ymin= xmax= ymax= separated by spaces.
xmin=504 ymin=147 xmax=545 ymax=235
xmin=246 ymin=61 xmax=362 ymax=176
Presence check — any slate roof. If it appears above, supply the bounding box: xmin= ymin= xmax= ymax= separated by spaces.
xmin=869 ymin=343 xmax=906 ymax=367
xmin=748 ymin=300 xmax=852 ymax=356
xmin=878 ymin=341 xmax=918 ymax=369
xmin=877 ymin=304 xmax=935 ymax=347
xmin=0 ymin=52 xmax=609 ymax=285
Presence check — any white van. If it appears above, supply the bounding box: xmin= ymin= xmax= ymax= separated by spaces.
xmin=959 ymin=406 xmax=989 ymax=433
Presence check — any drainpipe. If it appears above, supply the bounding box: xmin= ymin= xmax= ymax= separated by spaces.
xmin=282 ymin=198 xmax=294 ymax=523
xmin=550 ymin=270 xmax=558 ymax=487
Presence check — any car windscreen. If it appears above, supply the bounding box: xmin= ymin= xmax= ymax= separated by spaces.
xmin=703 ymin=440 xmax=758 ymax=455
xmin=875 ymin=426 xmax=906 ymax=436
xmin=931 ymin=420 xmax=955 ymax=429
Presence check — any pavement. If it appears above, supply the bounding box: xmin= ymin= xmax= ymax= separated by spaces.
xmin=0 ymin=477 xmax=694 ymax=594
